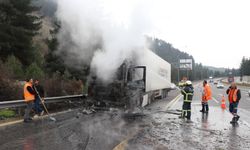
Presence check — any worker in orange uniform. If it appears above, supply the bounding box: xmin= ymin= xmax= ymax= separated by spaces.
xmin=23 ymin=78 xmax=35 ymax=123
xmin=200 ymin=80 xmax=212 ymax=113
xmin=226 ymin=82 xmax=241 ymax=124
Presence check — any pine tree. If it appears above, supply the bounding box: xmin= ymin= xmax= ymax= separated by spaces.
xmin=0 ymin=0 xmax=42 ymax=66
xmin=5 ymin=55 xmax=24 ymax=78
xmin=26 ymin=62 xmax=44 ymax=79
xmin=44 ymin=21 xmax=66 ymax=75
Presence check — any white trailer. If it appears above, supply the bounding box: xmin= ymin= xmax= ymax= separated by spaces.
xmin=135 ymin=49 xmax=172 ymax=107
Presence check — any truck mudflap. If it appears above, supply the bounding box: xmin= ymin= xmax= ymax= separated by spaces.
xmin=142 ymin=94 xmax=149 ymax=107
xmin=140 ymin=88 xmax=171 ymax=107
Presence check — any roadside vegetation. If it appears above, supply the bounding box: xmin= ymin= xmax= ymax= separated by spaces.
xmin=0 ymin=0 xmax=239 ymax=101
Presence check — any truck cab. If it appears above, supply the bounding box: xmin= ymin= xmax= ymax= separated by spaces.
xmin=87 ymin=49 xmax=172 ymax=110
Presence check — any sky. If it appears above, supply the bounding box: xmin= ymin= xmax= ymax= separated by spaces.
xmin=101 ymin=0 xmax=250 ymax=68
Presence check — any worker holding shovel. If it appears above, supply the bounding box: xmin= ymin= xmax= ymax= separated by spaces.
xmin=33 ymin=80 xmax=56 ymax=122
xmin=33 ymin=79 xmax=45 ymax=117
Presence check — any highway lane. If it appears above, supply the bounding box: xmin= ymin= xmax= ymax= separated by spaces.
xmin=113 ymin=82 xmax=250 ymax=150
xmin=0 ymin=84 xmax=249 ymax=150
xmin=193 ymin=82 xmax=250 ymax=127
xmin=0 ymin=90 xmax=181 ymax=150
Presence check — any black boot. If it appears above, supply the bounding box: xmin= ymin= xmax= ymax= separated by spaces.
xmin=200 ymin=104 xmax=205 ymax=113
xmin=236 ymin=115 xmax=240 ymax=121
xmin=230 ymin=117 xmax=237 ymax=124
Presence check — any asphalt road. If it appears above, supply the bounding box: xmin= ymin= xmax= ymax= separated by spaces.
xmin=1 ymin=84 xmax=250 ymax=150
xmin=114 ymin=82 xmax=250 ymax=150
xmin=0 ymin=91 xmax=180 ymax=150
xmin=205 ymin=82 xmax=250 ymax=126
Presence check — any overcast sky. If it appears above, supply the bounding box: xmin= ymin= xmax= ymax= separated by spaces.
xmin=102 ymin=0 xmax=250 ymax=68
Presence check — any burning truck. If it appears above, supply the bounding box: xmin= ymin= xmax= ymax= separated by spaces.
xmin=87 ymin=49 xmax=172 ymax=110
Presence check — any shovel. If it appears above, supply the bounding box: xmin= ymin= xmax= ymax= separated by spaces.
xmin=34 ymin=86 xmax=56 ymax=122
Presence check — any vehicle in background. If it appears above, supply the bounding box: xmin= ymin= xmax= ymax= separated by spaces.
xmin=214 ymin=80 xmax=218 ymax=85
xmin=216 ymin=83 xmax=224 ymax=89
xmin=88 ymin=49 xmax=172 ymax=110
xmin=248 ymin=90 xmax=250 ymax=97
xmin=228 ymin=72 xmax=234 ymax=83
xmin=209 ymin=76 xmax=213 ymax=83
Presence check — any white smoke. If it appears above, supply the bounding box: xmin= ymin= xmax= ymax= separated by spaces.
xmin=55 ymin=0 xmax=153 ymax=82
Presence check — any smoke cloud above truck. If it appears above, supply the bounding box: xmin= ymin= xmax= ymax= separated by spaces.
xmin=55 ymin=0 xmax=153 ymax=82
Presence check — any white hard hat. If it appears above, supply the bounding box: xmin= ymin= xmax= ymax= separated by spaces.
xmin=186 ymin=80 xmax=192 ymax=85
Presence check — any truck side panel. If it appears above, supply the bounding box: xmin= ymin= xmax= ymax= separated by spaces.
xmin=137 ymin=49 xmax=171 ymax=92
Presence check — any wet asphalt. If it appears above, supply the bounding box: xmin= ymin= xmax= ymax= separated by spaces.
xmin=0 ymin=82 xmax=250 ymax=150
xmin=119 ymin=82 xmax=250 ymax=150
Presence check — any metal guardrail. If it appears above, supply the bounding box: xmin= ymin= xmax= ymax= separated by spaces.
xmin=0 ymin=94 xmax=86 ymax=109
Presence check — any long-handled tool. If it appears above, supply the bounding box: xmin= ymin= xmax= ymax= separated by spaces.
xmin=34 ymin=86 xmax=56 ymax=122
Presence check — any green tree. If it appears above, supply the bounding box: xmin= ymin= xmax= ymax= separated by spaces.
xmin=0 ymin=0 xmax=42 ymax=66
xmin=26 ymin=63 xmax=44 ymax=79
xmin=240 ymin=57 xmax=250 ymax=76
xmin=44 ymin=21 xmax=66 ymax=75
xmin=5 ymin=55 xmax=24 ymax=78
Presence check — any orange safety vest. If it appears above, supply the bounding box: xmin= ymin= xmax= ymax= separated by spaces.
xmin=23 ymin=82 xmax=35 ymax=102
xmin=202 ymin=84 xmax=212 ymax=101
xmin=228 ymin=89 xmax=238 ymax=103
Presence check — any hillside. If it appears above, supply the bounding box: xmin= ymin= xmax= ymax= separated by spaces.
xmin=0 ymin=0 xmax=232 ymax=101
xmin=206 ymin=66 xmax=226 ymax=73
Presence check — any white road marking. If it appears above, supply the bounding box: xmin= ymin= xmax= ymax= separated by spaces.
xmin=164 ymin=94 xmax=182 ymax=110
xmin=170 ymin=95 xmax=183 ymax=108
xmin=212 ymin=97 xmax=219 ymax=103
xmin=0 ymin=109 xmax=74 ymax=127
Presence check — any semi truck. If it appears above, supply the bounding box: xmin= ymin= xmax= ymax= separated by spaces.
xmin=87 ymin=49 xmax=172 ymax=110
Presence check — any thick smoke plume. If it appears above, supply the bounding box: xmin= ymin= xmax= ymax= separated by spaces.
xmin=56 ymin=0 xmax=153 ymax=82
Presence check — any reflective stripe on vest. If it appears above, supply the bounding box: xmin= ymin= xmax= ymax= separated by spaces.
xmin=182 ymin=90 xmax=193 ymax=103
xmin=24 ymin=82 xmax=34 ymax=102
xmin=229 ymin=89 xmax=238 ymax=102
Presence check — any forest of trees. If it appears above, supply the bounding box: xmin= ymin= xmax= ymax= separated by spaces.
xmin=240 ymin=57 xmax=250 ymax=76
xmin=146 ymin=37 xmax=231 ymax=83
xmin=0 ymin=0 xmax=238 ymax=101
xmin=0 ymin=0 xmax=83 ymax=101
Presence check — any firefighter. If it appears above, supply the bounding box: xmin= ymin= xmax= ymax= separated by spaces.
xmin=178 ymin=76 xmax=188 ymax=89
xmin=226 ymin=82 xmax=241 ymax=124
xmin=180 ymin=80 xmax=194 ymax=122
xmin=23 ymin=78 xmax=35 ymax=123
xmin=200 ymin=80 xmax=212 ymax=113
